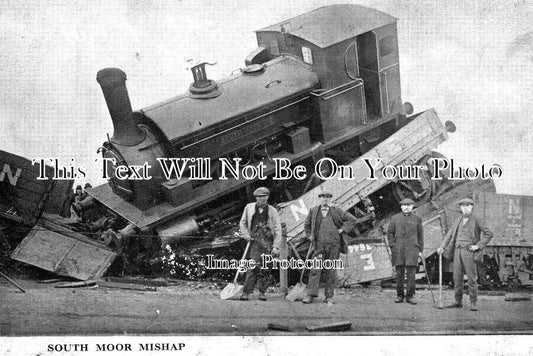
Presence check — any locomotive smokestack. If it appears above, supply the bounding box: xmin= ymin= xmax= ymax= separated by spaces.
xmin=96 ymin=68 xmax=145 ymax=146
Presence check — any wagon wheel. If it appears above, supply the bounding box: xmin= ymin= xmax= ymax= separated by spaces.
xmin=392 ymin=151 xmax=448 ymax=205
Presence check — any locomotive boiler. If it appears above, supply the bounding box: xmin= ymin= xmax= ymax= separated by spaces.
xmin=89 ymin=5 xmax=452 ymax=257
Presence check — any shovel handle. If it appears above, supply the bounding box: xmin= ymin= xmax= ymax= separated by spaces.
xmin=232 ymin=240 xmax=252 ymax=284
xmin=298 ymin=242 xmax=315 ymax=283
xmin=439 ymin=252 xmax=443 ymax=303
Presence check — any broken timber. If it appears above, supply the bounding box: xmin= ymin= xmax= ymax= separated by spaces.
xmin=305 ymin=321 xmax=352 ymax=332
xmin=10 ymin=221 xmax=116 ymax=281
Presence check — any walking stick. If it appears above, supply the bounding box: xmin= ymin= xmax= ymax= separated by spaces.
xmin=419 ymin=255 xmax=435 ymax=303
xmin=438 ymin=252 xmax=443 ymax=309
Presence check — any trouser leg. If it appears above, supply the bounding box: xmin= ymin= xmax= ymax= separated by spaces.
xmin=453 ymin=248 xmax=464 ymax=302
xmin=306 ymin=250 xmax=324 ymax=297
xmin=463 ymin=250 xmax=478 ymax=303
xmin=405 ymin=266 xmax=416 ymax=298
xmin=243 ymin=243 xmax=264 ymax=294
xmin=243 ymin=265 xmax=258 ymax=294
xmin=396 ymin=265 xmax=406 ymax=297
xmin=324 ymin=244 xmax=339 ymax=298
xmin=256 ymin=266 xmax=271 ymax=294
xmin=477 ymin=262 xmax=487 ymax=288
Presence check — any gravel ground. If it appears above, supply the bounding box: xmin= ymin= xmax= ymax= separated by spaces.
xmin=1 ymin=278 xmax=532 ymax=336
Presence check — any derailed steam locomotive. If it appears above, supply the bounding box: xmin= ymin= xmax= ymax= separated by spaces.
xmin=92 ymin=6 xmax=442 ymax=235
xmin=80 ymin=5 xmax=460 ymax=279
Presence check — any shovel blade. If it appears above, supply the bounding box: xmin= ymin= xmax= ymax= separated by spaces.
xmin=220 ymin=283 xmax=244 ymax=300
xmin=285 ymin=283 xmax=306 ymax=302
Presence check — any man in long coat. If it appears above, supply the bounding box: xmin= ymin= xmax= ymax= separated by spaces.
xmin=437 ymin=198 xmax=493 ymax=311
xmin=239 ymin=187 xmax=282 ymax=301
xmin=387 ymin=198 xmax=424 ymax=304
xmin=302 ymin=191 xmax=357 ymax=304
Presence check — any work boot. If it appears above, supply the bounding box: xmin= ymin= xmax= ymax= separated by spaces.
xmin=470 ymin=301 xmax=478 ymax=311
xmin=406 ymin=297 xmax=417 ymax=305
xmin=239 ymin=293 xmax=249 ymax=301
xmin=445 ymin=302 xmax=463 ymax=308
xmin=394 ymin=296 xmax=404 ymax=303
xmin=258 ymin=293 xmax=267 ymax=301
xmin=302 ymin=296 xmax=314 ymax=304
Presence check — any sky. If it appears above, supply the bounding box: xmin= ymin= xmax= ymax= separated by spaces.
xmin=1 ymin=0 xmax=532 ymax=195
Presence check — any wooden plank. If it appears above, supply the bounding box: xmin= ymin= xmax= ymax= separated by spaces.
xmin=38 ymin=218 xmax=115 ymax=250
xmin=106 ymin=277 xmax=168 ymax=287
xmin=55 ymin=280 xmax=98 ymax=288
xmin=306 ymin=321 xmax=352 ymax=332
xmin=267 ymin=323 xmax=292 ymax=331
xmin=98 ymin=281 xmax=157 ymax=291
xmin=10 ymin=226 xmax=116 ymax=280
xmin=504 ymin=294 xmax=531 ymax=302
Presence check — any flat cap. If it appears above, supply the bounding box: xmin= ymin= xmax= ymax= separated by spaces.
xmin=253 ymin=187 xmax=270 ymax=196
xmin=318 ymin=192 xmax=333 ymax=198
xmin=457 ymin=198 xmax=474 ymax=206
xmin=399 ymin=198 xmax=415 ymax=205
xmin=84 ymin=183 xmax=92 ymax=189
xmin=75 ymin=185 xmax=82 ymax=190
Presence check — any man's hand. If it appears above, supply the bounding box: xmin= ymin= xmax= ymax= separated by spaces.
xmin=338 ymin=228 xmax=344 ymax=234
xmin=468 ymin=245 xmax=480 ymax=252
xmin=437 ymin=247 xmax=444 ymax=255
xmin=418 ymin=252 xmax=423 ymax=258
xmin=271 ymin=247 xmax=280 ymax=258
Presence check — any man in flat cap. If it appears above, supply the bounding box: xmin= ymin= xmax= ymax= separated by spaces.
xmin=302 ymin=191 xmax=357 ymax=304
xmin=437 ymin=198 xmax=493 ymax=311
xmin=387 ymin=198 xmax=424 ymax=304
xmin=239 ymin=186 xmax=282 ymax=301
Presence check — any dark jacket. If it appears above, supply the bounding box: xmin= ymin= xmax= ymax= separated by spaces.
xmin=239 ymin=203 xmax=282 ymax=250
xmin=439 ymin=214 xmax=493 ymax=262
xmin=387 ymin=212 xmax=424 ymax=266
xmin=304 ymin=205 xmax=357 ymax=254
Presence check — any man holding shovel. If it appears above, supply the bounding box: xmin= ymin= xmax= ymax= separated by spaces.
xmin=239 ymin=187 xmax=282 ymax=301
xmin=387 ymin=198 xmax=424 ymax=305
xmin=302 ymin=192 xmax=356 ymax=304
xmin=436 ymin=198 xmax=493 ymax=311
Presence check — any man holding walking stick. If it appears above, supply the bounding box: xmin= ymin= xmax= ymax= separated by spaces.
xmin=437 ymin=198 xmax=493 ymax=311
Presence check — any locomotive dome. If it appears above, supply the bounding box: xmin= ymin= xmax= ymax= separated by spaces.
xmin=257 ymin=4 xmax=397 ymax=48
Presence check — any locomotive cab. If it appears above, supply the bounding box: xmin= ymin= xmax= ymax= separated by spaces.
xmin=251 ymin=5 xmax=406 ymax=142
